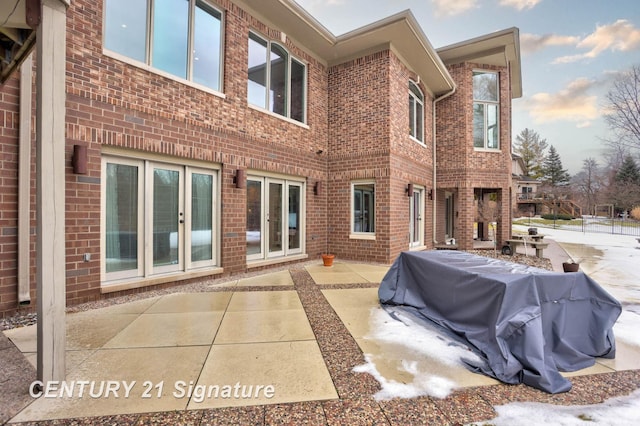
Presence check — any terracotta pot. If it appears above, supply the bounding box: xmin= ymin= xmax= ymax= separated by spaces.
xmin=562 ymin=262 xmax=580 ymax=273
xmin=322 ymin=254 xmax=335 ymax=267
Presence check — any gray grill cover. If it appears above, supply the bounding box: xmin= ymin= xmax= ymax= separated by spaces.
xmin=378 ymin=250 xmax=621 ymax=393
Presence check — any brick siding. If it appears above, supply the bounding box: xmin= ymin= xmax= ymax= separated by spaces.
xmin=0 ymin=0 xmax=514 ymax=317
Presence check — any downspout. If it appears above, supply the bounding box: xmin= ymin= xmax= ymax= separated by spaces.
xmin=432 ymin=85 xmax=456 ymax=245
xmin=18 ymin=52 xmax=33 ymax=304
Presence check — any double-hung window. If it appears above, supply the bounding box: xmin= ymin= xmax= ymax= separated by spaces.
xmin=409 ymin=81 xmax=424 ymax=143
xmin=473 ymin=71 xmax=499 ymax=149
xmin=104 ymin=0 xmax=224 ymax=92
xmin=247 ymin=32 xmax=306 ymax=123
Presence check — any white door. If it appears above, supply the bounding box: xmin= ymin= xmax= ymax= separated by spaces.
xmin=149 ymin=163 xmax=184 ymax=275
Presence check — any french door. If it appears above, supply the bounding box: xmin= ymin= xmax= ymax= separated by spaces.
xmin=149 ymin=164 xmax=184 ymax=274
xmin=246 ymin=176 xmax=303 ymax=261
xmin=103 ymin=156 xmax=217 ymax=284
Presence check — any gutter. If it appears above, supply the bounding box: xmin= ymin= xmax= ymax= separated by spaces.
xmin=432 ymin=85 xmax=457 ymax=245
xmin=18 ymin=52 xmax=33 ymax=304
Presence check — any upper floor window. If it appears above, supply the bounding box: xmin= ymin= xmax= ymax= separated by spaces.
xmin=104 ymin=0 xmax=223 ymax=92
xmin=473 ymin=71 xmax=499 ymax=149
xmin=409 ymin=81 xmax=424 ymax=143
xmin=247 ymin=32 xmax=306 ymax=123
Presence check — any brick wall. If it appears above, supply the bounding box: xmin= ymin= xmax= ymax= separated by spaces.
xmin=436 ymin=62 xmax=513 ymax=249
xmin=0 ymin=74 xmax=21 ymax=316
xmin=327 ymin=50 xmax=437 ymax=263
xmin=0 ymin=0 xmax=333 ymax=316
xmin=0 ymin=0 xmax=515 ymax=316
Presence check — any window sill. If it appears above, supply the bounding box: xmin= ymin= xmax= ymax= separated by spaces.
xmin=410 ymin=245 xmax=427 ymax=251
xmin=473 ymin=147 xmax=501 ymax=153
xmin=100 ymin=267 xmax=224 ymax=294
xmin=247 ymin=253 xmax=308 ymax=269
xmin=410 ymin=136 xmax=426 ymax=146
xmin=102 ymin=49 xmax=226 ymax=100
xmin=349 ymin=233 xmax=376 ymax=240
xmin=247 ymin=104 xmax=310 ymax=129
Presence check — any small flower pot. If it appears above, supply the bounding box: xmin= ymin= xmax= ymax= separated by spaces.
xmin=562 ymin=262 xmax=580 ymax=273
xmin=322 ymin=254 xmax=335 ymax=267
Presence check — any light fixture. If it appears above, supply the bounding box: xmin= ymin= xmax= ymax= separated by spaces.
xmin=72 ymin=144 xmax=87 ymax=174
xmin=428 ymin=189 xmax=433 ymax=200
xmin=234 ymin=169 xmax=246 ymax=189
xmin=314 ymin=181 xmax=322 ymax=196
xmin=406 ymin=183 xmax=413 ymax=196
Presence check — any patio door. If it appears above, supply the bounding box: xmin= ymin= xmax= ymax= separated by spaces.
xmin=246 ymin=176 xmax=304 ymax=261
xmin=150 ymin=164 xmax=184 ymax=275
xmin=268 ymin=180 xmax=285 ymax=257
xmin=409 ymin=187 xmax=424 ymax=247
xmin=445 ymin=192 xmax=455 ymax=239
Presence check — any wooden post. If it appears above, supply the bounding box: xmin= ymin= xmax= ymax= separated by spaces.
xmin=36 ymin=0 xmax=69 ymax=383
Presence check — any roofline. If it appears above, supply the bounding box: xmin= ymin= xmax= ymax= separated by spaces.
xmin=238 ymin=1 xmax=455 ymax=96
xmin=437 ymin=27 xmax=522 ymax=99
xmin=334 ymin=10 xmax=455 ymax=94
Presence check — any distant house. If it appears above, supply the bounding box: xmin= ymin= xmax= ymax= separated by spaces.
xmin=0 ymin=0 xmax=522 ymax=317
xmin=512 ymin=153 xmax=542 ymax=216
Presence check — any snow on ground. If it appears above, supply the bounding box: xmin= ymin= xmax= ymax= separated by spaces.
xmin=477 ymin=389 xmax=640 ymax=426
xmin=354 ymin=307 xmax=483 ymax=400
xmin=513 ymin=224 xmax=640 ymax=348
xmin=491 ymin=226 xmax=640 ymax=424
xmin=356 ymin=225 xmax=640 ymax=423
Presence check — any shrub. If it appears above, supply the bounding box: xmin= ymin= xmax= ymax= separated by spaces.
xmin=541 ymin=213 xmax=573 ymax=220
xmin=631 ymin=206 xmax=640 ymax=220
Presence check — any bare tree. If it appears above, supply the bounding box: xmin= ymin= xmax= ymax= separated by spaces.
xmin=513 ymin=128 xmax=548 ymax=178
xmin=572 ymin=158 xmax=601 ymax=216
xmin=604 ymin=64 xmax=640 ymax=150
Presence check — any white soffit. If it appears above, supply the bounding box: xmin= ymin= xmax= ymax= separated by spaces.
xmin=238 ymin=0 xmax=456 ymax=96
xmin=437 ymin=28 xmax=522 ymax=98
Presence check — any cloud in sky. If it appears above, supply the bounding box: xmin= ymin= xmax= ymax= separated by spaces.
xmin=432 ymin=0 xmax=477 ymax=17
xmin=526 ymin=78 xmax=600 ymax=125
xmin=554 ymin=19 xmax=640 ymax=64
xmin=520 ymin=33 xmax=580 ymax=55
xmin=499 ymin=0 xmax=541 ymax=11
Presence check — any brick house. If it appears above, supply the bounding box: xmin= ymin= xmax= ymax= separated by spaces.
xmin=0 ymin=0 xmax=521 ymax=317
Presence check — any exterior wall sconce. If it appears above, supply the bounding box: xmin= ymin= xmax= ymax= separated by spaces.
xmin=428 ymin=189 xmax=433 ymax=200
xmin=72 ymin=144 xmax=87 ymax=174
xmin=314 ymin=181 xmax=322 ymax=196
xmin=234 ymin=169 xmax=246 ymax=189
xmin=406 ymin=183 xmax=414 ymax=196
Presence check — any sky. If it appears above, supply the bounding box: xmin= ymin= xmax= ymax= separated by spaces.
xmin=294 ymin=0 xmax=640 ymax=174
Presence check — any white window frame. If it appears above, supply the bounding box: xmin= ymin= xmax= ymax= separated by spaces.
xmin=247 ymin=31 xmax=307 ymax=124
xmin=473 ymin=70 xmax=500 ymax=150
xmin=409 ymin=185 xmax=425 ymax=248
xmin=101 ymin=154 xmax=220 ymax=286
xmin=102 ymin=0 xmax=225 ymax=94
xmin=350 ymin=180 xmax=376 ymax=240
xmin=102 ymin=157 xmax=145 ymax=282
xmin=185 ymin=167 xmax=218 ymax=270
xmin=409 ymin=80 xmax=425 ymax=144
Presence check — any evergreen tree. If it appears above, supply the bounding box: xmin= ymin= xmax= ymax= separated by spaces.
xmin=615 ymin=155 xmax=640 ymax=185
xmin=542 ymin=145 xmax=571 ymax=186
xmin=513 ymin=128 xmax=548 ymax=178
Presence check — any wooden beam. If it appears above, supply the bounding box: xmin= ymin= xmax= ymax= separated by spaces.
xmin=36 ymin=0 xmax=68 ymax=384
